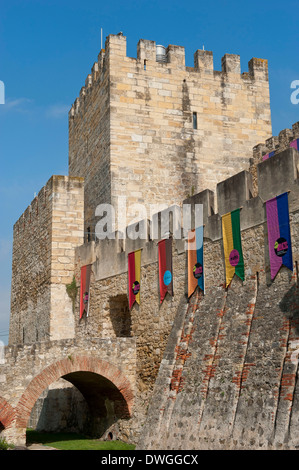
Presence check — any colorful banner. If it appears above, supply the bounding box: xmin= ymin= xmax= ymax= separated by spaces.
xmin=188 ymin=226 xmax=204 ymax=297
xmin=266 ymin=192 xmax=293 ymax=280
xmin=80 ymin=264 xmax=92 ymax=319
xmin=290 ymin=138 xmax=299 ymax=151
xmin=128 ymin=249 xmax=141 ymax=309
xmin=222 ymin=209 xmax=244 ymax=287
xmin=158 ymin=238 xmax=173 ymax=303
xmin=263 ymin=151 xmax=275 ymax=161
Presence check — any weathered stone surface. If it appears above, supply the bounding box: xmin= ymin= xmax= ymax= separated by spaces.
xmin=3 ymin=32 xmax=299 ymax=451
xmin=69 ymin=34 xmax=272 ymax=234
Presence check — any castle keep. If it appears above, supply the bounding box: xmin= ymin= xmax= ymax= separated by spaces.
xmin=68 ymin=34 xmax=271 ymax=234
xmin=1 ymin=33 xmax=299 ymax=449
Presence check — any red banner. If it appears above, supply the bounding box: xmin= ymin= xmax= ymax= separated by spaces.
xmin=158 ymin=238 xmax=173 ymax=303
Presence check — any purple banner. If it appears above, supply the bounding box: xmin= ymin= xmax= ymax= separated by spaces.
xmin=266 ymin=193 xmax=293 ymax=280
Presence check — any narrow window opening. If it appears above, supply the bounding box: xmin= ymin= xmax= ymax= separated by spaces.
xmin=193 ymin=112 xmax=197 ymax=130
xmin=87 ymin=227 xmax=91 ymax=242
xmin=144 ymin=60 xmax=147 ymax=70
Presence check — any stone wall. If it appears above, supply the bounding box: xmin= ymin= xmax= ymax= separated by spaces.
xmin=71 ymin=140 xmax=299 ymax=449
xmin=73 ymin=235 xmax=187 ymax=436
xmin=27 ymin=378 xmax=90 ymax=434
xmin=137 ymin=265 xmax=299 ymax=449
xmin=9 ymin=175 xmax=84 ymax=344
xmin=10 ymin=181 xmax=51 ymax=345
xmin=68 ymin=33 xmax=272 ymax=235
xmin=135 ymin=147 xmax=299 ymax=449
xmin=6 ymin=115 xmax=299 ymax=447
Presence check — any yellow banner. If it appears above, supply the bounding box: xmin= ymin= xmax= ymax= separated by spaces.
xmin=222 ymin=212 xmax=235 ymax=287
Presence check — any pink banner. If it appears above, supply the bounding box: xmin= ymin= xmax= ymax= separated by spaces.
xmin=290 ymin=139 xmax=299 ymax=150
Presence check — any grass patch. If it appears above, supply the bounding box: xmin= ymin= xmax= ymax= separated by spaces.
xmin=26 ymin=429 xmax=135 ymax=450
xmin=0 ymin=436 xmax=14 ymax=450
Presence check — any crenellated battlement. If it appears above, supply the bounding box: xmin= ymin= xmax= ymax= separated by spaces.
xmin=13 ymin=175 xmax=84 ymax=236
xmin=69 ymin=33 xmax=269 ymax=120
xmin=253 ymin=120 xmax=299 ymax=162
xmin=248 ymin=120 xmax=299 ymax=196
xmin=68 ymin=33 xmax=272 ymax=238
xmin=69 ymin=48 xmax=106 ymax=119
xmin=13 ymin=177 xmax=51 ymax=234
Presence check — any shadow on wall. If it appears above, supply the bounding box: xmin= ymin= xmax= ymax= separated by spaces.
xmin=29 ymin=380 xmax=92 ymax=435
xmin=279 ymin=275 xmax=299 ymax=335
xmin=109 ymin=294 xmax=131 ymax=337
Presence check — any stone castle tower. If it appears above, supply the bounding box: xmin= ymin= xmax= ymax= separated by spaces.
xmin=9 ymin=33 xmax=272 ymax=347
xmin=68 ymin=33 xmax=272 ymax=238
xmin=6 ymin=34 xmax=299 ymax=450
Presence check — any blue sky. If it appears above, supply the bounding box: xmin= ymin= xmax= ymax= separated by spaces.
xmin=0 ymin=0 xmax=298 ymax=344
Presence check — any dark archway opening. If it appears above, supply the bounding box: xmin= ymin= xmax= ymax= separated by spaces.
xmin=28 ymin=371 xmax=130 ymax=439
xmin=62 ymin=371 xmax=130 ymax=437
xmin=28 ymin=378 xmax=90 ymax=435
xmin=0 ymin=421 xmax=4 ymax=433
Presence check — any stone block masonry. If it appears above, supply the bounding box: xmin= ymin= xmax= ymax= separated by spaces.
xmin=135 ymin=137 xmax=299 ymax=449
xmin=69 ymin=34 xmax=272 ymax=234
xmin=10 ymin=175 xmax=84 ymax=345
xmin=72 ymin=128 xmax=299 ymax=449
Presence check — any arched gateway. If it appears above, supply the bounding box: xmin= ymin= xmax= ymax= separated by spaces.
xmin=7 ymin=355 xmax=134 ymax=445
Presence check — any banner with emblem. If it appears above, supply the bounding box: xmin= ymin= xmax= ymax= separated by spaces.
xmin=290 ymin=138 xmax=299 ymax=151
xmin=222 ymin=209 xmax=244 ymax=288
xmin=128 ymin=249 xmax=141 ymax=309
xmin=80 ymin=264 xmax=92 ymax=319
xmin=158 ymin=238 xmax=173 ymax=303
xmin=266 ymin=192 xmax=293 ymax=280
xmin=188 ymin=226 xmax=204 ymax=297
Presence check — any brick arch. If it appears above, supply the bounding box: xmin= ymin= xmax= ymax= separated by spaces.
xmin=0 ymin=397 xmax=16 ymax=430
xmin=15 ymin=355 xmax=134 ymax=428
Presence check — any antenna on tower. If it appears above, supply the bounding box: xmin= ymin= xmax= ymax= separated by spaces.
xmin=101 ymin=28 xmax=103 ymax=50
